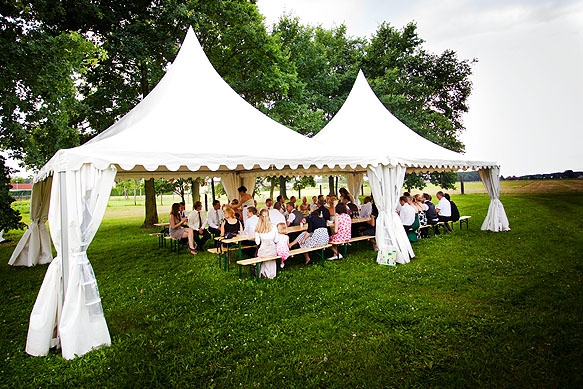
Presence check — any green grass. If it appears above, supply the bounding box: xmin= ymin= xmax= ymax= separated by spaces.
xmin=1 ymin=188 xmax=582 ymax=388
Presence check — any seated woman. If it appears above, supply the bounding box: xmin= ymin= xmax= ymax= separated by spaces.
xmin=300 ymin=196 xmax=311 ymax=216
xmin=220 ymin=206 xmax=242 ymax=239
xmin=169 ymin=202 xmax=197 ymax=255
xmin=413 ymin=194 xmax=429 ymax=238
xmin=289 ymin=209 xmax=330 ymax=265
xmin=328 ymin=202 xmax=351 ymax=260
xmin=339 ymin=187 xmax=355 ymax=204
xmin=362 ymin=202 xmax=379 ymax=251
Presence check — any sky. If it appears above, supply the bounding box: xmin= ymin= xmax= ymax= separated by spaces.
xmin=257 ymin=0 xmax=583 ymax=177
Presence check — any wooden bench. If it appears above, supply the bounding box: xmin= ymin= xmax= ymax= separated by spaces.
xmin=164 ymin=236 xmax=183 ymax=252
xmin=149 ymin=232 xmax=165 ymax=248
xmin=208 ymin=245 xmax=257 ymax=270
xmin=288 ymin=243 xmax=332 ymax=266
xmin=458 ymin=215 xmax=471 ymax=230
xmin=330 ymin=235 xmax=375 ymax=258
xmin=236 ymin=244 xmax=332 ymax=282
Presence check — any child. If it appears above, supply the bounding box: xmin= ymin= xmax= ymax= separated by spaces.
xmin=276 ymin=222 xmax=290 ymax=268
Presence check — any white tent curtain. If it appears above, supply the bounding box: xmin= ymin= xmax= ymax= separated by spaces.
xmin=478 ymin=167 xmax=510 ymax=232
xmin=220 ymin=173 xmax=240 ymax=203
xmin=26 ymin=163 xmax=117 ymax=359
xmin=367 ymin=164 xmax=413 ymax=264
xmin=345 ymin=172 xmax=363 ymax=206
xmin=241 ymin=175 xmax=257 ymax=200
xmin=9 ymin=177 xmax=54 ymax=266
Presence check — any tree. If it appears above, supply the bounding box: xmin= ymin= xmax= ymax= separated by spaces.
xmin=291 ymin=176 xmax=316 ymax=197
xmin=0 ymin=156 xmax=25 ymax=233
xmin=269 ymin=16 xmax=365 ymax=135
xmin=0 ymin=9 xmax=106 ymax=168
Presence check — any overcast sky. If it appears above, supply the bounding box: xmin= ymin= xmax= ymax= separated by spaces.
xmin=257 ymin=0 xmax=583 ymax=176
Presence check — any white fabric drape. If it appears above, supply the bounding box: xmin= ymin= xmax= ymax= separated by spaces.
xmin=240 ymin=175 xmax=257 ymax=198
xmin=9 ymin=178 xmax=54 ymax=266
xmin=26 ymin=163 xmax=117 ymax=359
xmin=345 ymin=172 xmax=363 ymax=206
xmin=367 ymin=164 xmax=413 ymax=264
xmin=479 ymin=167 xmax=510 ymax=232
xmin=220 ymin=173 xmax=239 ymax=203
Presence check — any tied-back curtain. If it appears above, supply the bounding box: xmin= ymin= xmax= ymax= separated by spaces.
xmin=478 ymin=167 xmax=510 ymax=232
xmin=367 ymin=164 xmax=413 ymax=264
xmin=9 ymin=177 xmax=53 ymax=266
xmin=345 ymin=172 xmax=363 ymax=206
xmin=220 ymin=173 xmax=239 ymax=203
xmin=26 ymin=163 xmax=117 ymax=360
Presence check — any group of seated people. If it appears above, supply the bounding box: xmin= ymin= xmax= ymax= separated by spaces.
xmin=167 ymin=186 xmax=369 ymax=275
xmin=396 ymin=190 xmax=460 ymax=239
xmin=168 ymin=184 xmax=460 ymax=263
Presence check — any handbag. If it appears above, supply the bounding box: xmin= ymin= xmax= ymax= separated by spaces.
xmin=377 ymin=246 xmax=397 ymax=266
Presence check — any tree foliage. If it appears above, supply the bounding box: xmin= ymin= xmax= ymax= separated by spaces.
xmin=268 ymin=15 xmax=365 ymax=135
xmin=2 ymin=3 xmax=475 ymax=200
xmin=0 ymin=156 xmax=25 ymax=232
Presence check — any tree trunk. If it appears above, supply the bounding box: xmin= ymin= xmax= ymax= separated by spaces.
xmin=142 ymin=178 xmax=158 ymax=228
xmin=191 ymin=178 xmax=201 ymax=205
xmin=328 ymin=176 xmax=335 ymax=195
xmin=139 ymin=62 xmax=156 ymax=228
xmin=268 ymin=176 xmax=276 ymax=200
xmin=279 ymin=176 xmax=287 ymax=200
xmin=210 ymin=178 xmax=216 ymax=201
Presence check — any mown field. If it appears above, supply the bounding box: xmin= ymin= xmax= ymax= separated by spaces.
xmin=1 ymin=180 xmax=582 ymax=388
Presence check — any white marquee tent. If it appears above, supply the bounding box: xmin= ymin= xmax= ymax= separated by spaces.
xmin=9 ymin=28 xmax=508 ymax=360
xmin=312 ymin=70 xmax=510 ymax=265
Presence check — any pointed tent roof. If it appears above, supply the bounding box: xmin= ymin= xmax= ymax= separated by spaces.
xmin=312 ymin=70 xmax=496 ymax=172
xmin=37 ymin=28 xmax=367 ymax=181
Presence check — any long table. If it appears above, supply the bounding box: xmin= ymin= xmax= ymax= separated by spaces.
xmin=214 ymin=217 xmax=371 ymax=269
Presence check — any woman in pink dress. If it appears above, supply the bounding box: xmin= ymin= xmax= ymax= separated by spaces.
xmin=328 ymin=202 xmax=351 ymax=260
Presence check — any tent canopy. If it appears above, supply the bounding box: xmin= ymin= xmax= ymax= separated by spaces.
xmin=36 ymin=28 xmax=369 ymax=182
xmin=313 ymin=70 xmax=496 ymax=173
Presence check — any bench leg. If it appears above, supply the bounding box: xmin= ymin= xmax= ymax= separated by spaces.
xmin=255 ymin=263 xmax=261 ymax=282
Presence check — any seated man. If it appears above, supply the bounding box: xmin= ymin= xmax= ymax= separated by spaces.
xmin=286 ymin=202 xmax=304 ymax=227
xmin=243 ymin=206 xmax=259 ymax=238
xmin=188 ymin=200 xmax=211 ymax=249
xmin=435 ymin=191 xmax=452 ymax=232
xmin=309 ymin=196 xmax=319 ymax=212
xmin=359 ymin=196 xmax=373 ymax=218
xmin=207 ymin=200 xmax=223 ymax=247
xmin=269 ymin=202 xmax=287 ymax=227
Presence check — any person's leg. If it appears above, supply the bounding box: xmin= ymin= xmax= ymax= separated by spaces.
xmin=201 ymin=229 xmax=211 ymax=247
xmin=183 ymin=228 xmax=196 ymax=254
xmin=208 ymin=227 xmax=221 ymax=247
xmin=193 ymin=230 xmax=202 ymax=249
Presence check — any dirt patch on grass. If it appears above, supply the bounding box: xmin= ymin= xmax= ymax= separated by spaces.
xmin=500 ymin=179 xmax=583 ymax=194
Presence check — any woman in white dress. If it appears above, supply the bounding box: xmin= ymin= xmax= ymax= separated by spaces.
xmin=255 ymin=209 xmax=278 ymax=279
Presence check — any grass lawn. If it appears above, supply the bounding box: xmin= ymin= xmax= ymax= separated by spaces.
xmin=1 ymin=180 xmax=582 ymax=388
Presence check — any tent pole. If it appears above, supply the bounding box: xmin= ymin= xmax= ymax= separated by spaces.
xmin=59 ymin=171 xmax=70 ymax=298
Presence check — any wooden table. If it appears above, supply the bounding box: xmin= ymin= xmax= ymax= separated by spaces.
xmin=214 ymin=234 xmax=256 ymax=270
